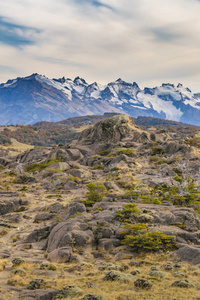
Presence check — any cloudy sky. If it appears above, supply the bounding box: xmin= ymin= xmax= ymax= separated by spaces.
xmin=0 ymin=0 xmax=200 ymax=91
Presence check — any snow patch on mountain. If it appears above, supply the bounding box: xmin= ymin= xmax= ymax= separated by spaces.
xmin=36 ymin=75 xmax=73 ymax=100
xmin=2 ymin=73 xmax=200 ymax=125
xmin=1 ymin=79 xmax=17 ymax=88
xmin=137 ymin=92 xmax=183 ymax=121
xmin=155 ymin=85 xmax=182 ymax=101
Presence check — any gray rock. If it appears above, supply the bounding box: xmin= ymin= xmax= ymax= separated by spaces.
xmin=34 ymin=213 xmax=54 ymax=222
xmin=0 ymin=198 xmax=29 ymax=215
xmin=175 ymin=245 xmax=200 ymax=264
xmin=35 ymin=289 xmax=60 ymax=300
xmin=81 ymin=294 xmax=106 ymax=300
xmin=47 ymin=221 xmax=94 ymax=252
xmin=67 ymin=168 xmax=84 ymax=178
xmin=47 ymin=247 xmax=75 ymax=263
xmin=46 ymin=162 xmax=70 ymax=171
xmin=25 ymin=226 xmax=54 ymax=243
xmin=0 ymin=249 xmax=10 ymax=258
xmin=64 ymin=201 xmax=86 ymax=219
xmin=138 ymin=214 xmax=154 ymax=223
xmin=98 ymin=238 xmax=121 ymax=250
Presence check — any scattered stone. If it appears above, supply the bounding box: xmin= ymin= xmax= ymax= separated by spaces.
xmin=138 ymin=214 xmax=154 ymax=223
xmin=150 ymin=266 xmax=159 ymax=271
xmin=173 ymin=272 xmax=187 ymax=278
xmin=81 ymin=294 xmax=106 ymax=300
xmin=28 ymin=279 xmax=45 ymax=290
xmin=56 ymin=286 xmax=82 ymax=298
xmin=103 ymin=271 xmax=136 ymax=283
xmin=149 ymin=270 xmax=166 ymax=278
xmin=35 ymin=289 xmax=60 ymax=300
xmin=162 ymin=264 xmax=173 ymax=271
xmin=12 ymin=257 xmax=25 ymax=266
xmin=99 ymin=263 xmax=121 ymax=271
xmin=85 ymin=282 xmax=98 ymax=288
xmin=173 ymin=263 xmax=182 ymax=269
xmin=172 ymin=279 xmax=195 ymax=288
xmin=134 ymin=279 xmax=153 ymax=290
xmin=0 ymin=250 xmax=10 ymax=259
xmin=11 ymin=268 xmax=27 ymax=276
xmin=130 ymin=269 xmax=140 ymax=276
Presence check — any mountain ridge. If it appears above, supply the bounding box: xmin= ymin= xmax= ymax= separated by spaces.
xmin=1 ymin=73 xmax=200 ymax=125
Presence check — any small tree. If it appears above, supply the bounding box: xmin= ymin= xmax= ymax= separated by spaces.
xmin=83 ymin=182 xmax=107 ymax=207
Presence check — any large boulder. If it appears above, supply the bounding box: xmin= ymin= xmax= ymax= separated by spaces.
xmin=138 ymin=204 xmax=200 ymax=231
xmin=47 ymin=221 xmax=94 ymax=252
xmin=47 ymin=247 xmax=75 ymax=263
xmin=175 ymin=245 xmax=200 ymax=264
xmin=75 ymin=115 xmax=152 ymax=151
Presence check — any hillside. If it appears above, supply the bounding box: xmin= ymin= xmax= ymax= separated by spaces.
xmin=1 ymin=74 xmax=200 ymax=125
xmin=1 ymin=114 xmax=200 ymax=158
xmin=0 ymin=115 xmax=200 ymax=299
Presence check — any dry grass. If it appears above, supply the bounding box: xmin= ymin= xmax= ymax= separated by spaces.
xmin=0 ymin=259 xmax=8 ymax=272
xmin=0 ymin=138 xmax=34 ymax=156
xmin=4 ymin=254 xmax=200 ymax=300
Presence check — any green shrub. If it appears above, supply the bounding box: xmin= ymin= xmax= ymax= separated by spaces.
xmin=83 ymin=182 xmax=107 ymax=207
xmin=71 ymin=164 xmax=80 ymax=169
xmin=116 ymin=203 xmax=139 ymax=222
xmin=122 ymin=226 xmax=176 ymax=252
xmin=92 ymin=164 xmax=105 ymax=170
xmin=69 ymin=176 xmax=81 ymax=182
xmin=25 ymin=158 xmax=63 ymax=172
xmin=172 ymin=168 xmax=183 ymax=176
xmin=124 ymin=189 xmax=138 ymax=200
xmin=117 ymin=148 xmax=135 ymax=155
xmin=151 ymin=146 xmax=166 ymax=155
xmin=174 ymin=176 xmax=183 ymax=184
xmin=99 ymin=150 xmax=109 ymax=156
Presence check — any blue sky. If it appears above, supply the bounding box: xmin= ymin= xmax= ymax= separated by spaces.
xmin=0 ymin=0 xmax=200 ymax=91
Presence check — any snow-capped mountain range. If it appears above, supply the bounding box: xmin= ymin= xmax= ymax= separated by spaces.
xmin=0 ymin=73 xmax=200 ymax=125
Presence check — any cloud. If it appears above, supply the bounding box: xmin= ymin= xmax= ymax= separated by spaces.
xmin=0 ymin=0 xmax=200 ymax=91
xmin=0 ymin=16 xmax=39 ymax=47
xmin=74 ymin=0 xmax=113 ymax=9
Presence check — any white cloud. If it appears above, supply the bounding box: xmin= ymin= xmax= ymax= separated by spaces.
xmin=0 ymin=0 xmax=200 ymax=91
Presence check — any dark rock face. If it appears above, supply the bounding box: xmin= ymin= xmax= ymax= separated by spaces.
xmin=175 ymin=245 xmax=200 ymax=264
xmin=0 ymin=198 xmax=29 ymax=215
xmin=47 ymin=221 xmax=94 ymax=252
xmin=25 ymin=226 xmax=54 ymax=243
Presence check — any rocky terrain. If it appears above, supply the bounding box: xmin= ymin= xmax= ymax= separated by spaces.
xmin=1 ymin=114 xmax=200 ymax=299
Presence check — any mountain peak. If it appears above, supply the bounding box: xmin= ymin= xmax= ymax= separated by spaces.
xmin=74 ymin=76 xmax=87 ymax=85
xmin=177 ymin=83 xmax=183 ymax=88
xmin=132 ymin=82 xmax=140 ymax=89
xmin=161 ymin=83 xmax=175 ymax=88
xmin=1 ymin=74 xmax=200 ymax=126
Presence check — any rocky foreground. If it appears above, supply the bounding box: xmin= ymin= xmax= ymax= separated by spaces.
xmin=0 ymin=115 xmax=200 ymax=299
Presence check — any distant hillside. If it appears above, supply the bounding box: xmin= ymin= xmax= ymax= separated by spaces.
xmin=1 ymin=114 xmax=200 ymax=157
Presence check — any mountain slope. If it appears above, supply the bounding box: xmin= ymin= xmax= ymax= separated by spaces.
xmin=1 ymin=73 xmax=200 ymax=125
